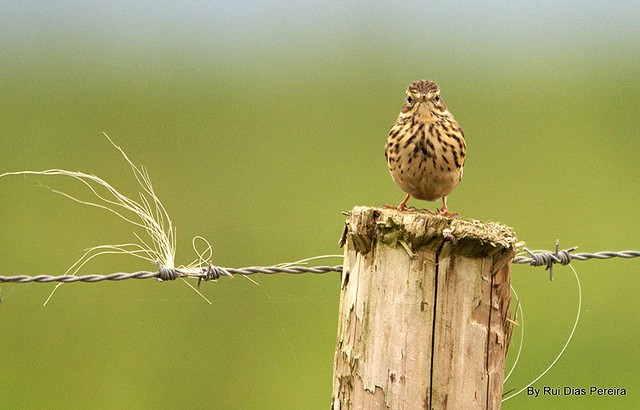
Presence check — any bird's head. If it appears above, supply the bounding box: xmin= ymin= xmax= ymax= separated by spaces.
xmin=401 ymin=80 xmax=449 ymax=119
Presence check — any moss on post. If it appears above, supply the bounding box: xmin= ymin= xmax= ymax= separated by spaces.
xmin=332 ymin=206 xmax=518 ymax=409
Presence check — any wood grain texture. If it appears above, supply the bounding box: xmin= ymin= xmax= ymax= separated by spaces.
xmin=332 ymin=207 xmax=517 ymax=410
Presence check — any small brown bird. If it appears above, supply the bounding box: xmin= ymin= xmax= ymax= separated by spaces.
xmin=385 ymin=80 xmax=466 ymax=215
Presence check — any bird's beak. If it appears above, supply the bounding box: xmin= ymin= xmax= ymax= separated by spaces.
xmin=419 ymin=93 xmax=427 ymax=101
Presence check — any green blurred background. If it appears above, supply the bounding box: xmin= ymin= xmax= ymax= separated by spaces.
xmin=1 ymin=2 xmax=638 ymax=409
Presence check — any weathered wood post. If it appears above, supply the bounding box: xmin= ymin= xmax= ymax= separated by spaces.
xmin=332 ymin=206 xmax=518 ymax=409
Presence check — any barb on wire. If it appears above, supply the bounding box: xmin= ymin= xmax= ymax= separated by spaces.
xmin=512 ymin=241 xmax=640 ymax=280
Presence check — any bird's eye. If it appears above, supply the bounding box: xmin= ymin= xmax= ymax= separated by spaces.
xmin=434 ymin=94 xmax=441 ymax=102
xmin=406 ymin=95 xmax=413 ymax=105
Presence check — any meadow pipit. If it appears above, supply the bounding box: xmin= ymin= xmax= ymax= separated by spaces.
xmin=385 ymin=80 xmax=466 ymax=215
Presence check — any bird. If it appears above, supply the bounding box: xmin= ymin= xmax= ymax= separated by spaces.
xmin=385 ymin=80 xmax=466 ymax=215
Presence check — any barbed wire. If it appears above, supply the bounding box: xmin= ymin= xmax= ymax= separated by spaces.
xmin=0 ymin=265 xmax=345 ymax=284
xmin=512 ymin=249 xmax=640 ymax=266
xmin=513 ymin=243 xmax=640 ymax=280
xmin=0 ymin=247 xmax=637 ymax=285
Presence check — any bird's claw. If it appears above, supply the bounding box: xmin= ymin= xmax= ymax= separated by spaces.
xmin=437 ymin=208 xmax=459 ymax=217
xmin=383 ymin=204 xmax=417 ymax=211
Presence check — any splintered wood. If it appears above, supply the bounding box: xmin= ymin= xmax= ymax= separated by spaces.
xmin=332 ymin=206 xmax=518 ymax=410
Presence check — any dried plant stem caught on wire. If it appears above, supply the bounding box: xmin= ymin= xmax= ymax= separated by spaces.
xmin=1 ymin=134 xmax=214 ymax=305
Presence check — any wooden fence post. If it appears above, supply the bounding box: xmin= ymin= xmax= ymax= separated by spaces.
xmin=332 ymin=206 xmax=518 ymax=409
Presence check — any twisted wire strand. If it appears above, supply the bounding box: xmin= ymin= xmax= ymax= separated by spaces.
xmin=0 ymin=249 xmax=638 ymax=284
xmin=0 ymin=266 xmax=345 ymax=284
xmin=0 ymin=271 xmax=161 ymax=283
xmin=512 ymin=247 xmax=639 ymax=280
xmin=512 ymin=249 xmax=640 ymax=266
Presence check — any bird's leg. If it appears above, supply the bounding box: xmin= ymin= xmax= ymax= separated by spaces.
xmin=438 ymin=196 xmax=458 ymax=216
xmin=383 ymin=193 xmax=413 ymax=211
xmin=440 ymin=196 xmax=448 ymax=213
xmin=397 ymin=193 xmax=411 ymax=211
